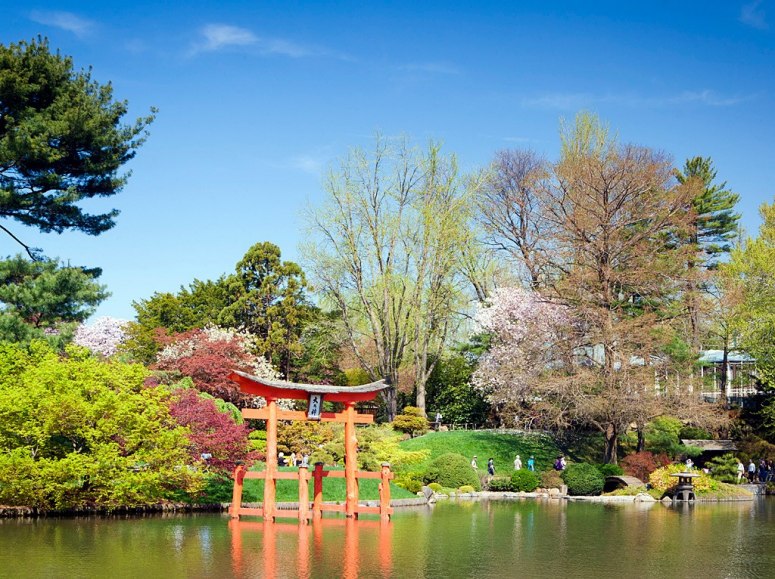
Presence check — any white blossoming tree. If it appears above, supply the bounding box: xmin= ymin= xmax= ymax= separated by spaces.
xmin=472 ymin=287 xmax=568 ymax=420
xmin=73 ymin=317 xmax=129 ymax=357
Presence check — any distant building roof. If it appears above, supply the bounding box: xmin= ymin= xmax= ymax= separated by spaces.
xmin=698 ymin=350 xmax=754 ymax=364
xmin=681 ymin=439 xmax=738 ymax=452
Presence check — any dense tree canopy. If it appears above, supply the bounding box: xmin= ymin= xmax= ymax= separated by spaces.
xmin=0 ymin=342 xmax=200 ymax=509
xmin=219 ymin=242 xmax=311 ymax=376
xmin=0 ymin=38 xmax=155 ymax=257
xmin=725 ymin=200 xmax=775 ymax=388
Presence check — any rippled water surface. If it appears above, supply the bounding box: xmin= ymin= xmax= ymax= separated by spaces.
xmin=1 ymin=499 xmax=773 ymax=578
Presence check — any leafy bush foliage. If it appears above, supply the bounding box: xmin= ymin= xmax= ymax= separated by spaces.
xmin=596 ymin=463 xmax=624 ymax=477
xmin=168 ymin=388 xmax=256 ymax=476
xmin=649 ymin=464 xmax=719 ymax=494
xmin=392 ymin=406 xmax=429 ymax=438
xmin=620 ymin=451 xmax=671 ymax=481
xmin=540 ymin=469 xmax=564 ymax=489
xmin=561 ymin=463 xmax=605 ymax=496
xmin=644 ymin=416 xmax=684 ymax=457
xmin=312 ymin=424 xmax=429 ymax=470
xmin=425 ymin=351 xmax=490 ymax=426
xmin=459 ymin=485 xmax=476 ymax=493
xmin=424 ymin=453 xmax=481 ymax=491
xmin=0 ymin=342 xmax=202 ymax=509
xmin=487 ymin=476 xmax=514 ymax=491
xmin=510 ymin=469 xmax=540 ymax=492
xmin=394 ymin=472 xmax=424 ymax=494
xmin=427 ymin=482 xmax=442 ymax=493
xmin=706 ymin=453 xmax=740 ymax=484
xmin=679 ymin=426 xmax=712 ymax=440
xmin=277 ymin=420 xmax=335 ymax=456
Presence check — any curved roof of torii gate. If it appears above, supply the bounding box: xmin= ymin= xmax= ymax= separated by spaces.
xmin=228 ymin=370 xmax=389 ymax=403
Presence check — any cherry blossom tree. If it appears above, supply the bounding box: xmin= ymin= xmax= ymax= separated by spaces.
xmin=72 ymin=316 xmax=129 ymax=357
xmin=472 ymin=286 xmax=568 ymax=415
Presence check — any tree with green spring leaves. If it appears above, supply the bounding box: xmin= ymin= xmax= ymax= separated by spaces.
xmin=0 ymin=341 xmax=201 ymax=510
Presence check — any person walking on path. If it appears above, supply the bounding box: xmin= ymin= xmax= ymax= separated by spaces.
xmin=514 ymin=455 xmax=522 ymax=470
xmin=487 ymin=458 xmax=495 ymax=476
xmin=736 ymin=459 xmax=745 ymax=484
xmin=527 ymin=456 xmax=535 ymax=471
xmin=471 ymin=456 xmax=478 ymax=470
xmin=748 ymin=459 xmax=756 ymax=482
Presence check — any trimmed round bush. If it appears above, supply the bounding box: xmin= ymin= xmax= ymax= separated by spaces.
xmin=510 ymin=469 xmax=540 ymax=492
xmin=487 ymin=476 xmax=514 ymax=491
xmin=561 ymin=463 xmax=605 ymax=496
xmin=459 ymin=485 xmax=476 ymax=493
xmin=427 ymin=482 xmax=443 ymax=493
xmin=540 ymin=469 xmax=564 ymax=489
xmin=424 ymin=453 xmax=481 ymax=491
xmin=596 ymin=463 xmax=624 ymax=477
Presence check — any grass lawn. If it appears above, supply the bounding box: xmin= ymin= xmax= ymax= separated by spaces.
xmin=240 ymin=467 xmax=417 ymax=503
xmin=398 ymin=430 xmax=562 ymax=475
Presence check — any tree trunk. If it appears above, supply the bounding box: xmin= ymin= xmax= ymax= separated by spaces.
xmin=382 ymin=379 xmax=397 ymax=422
xmin=720 ymin=344 xmax=729 ymax=405
xmin=603 ymin=424 xmax=619 ymax=464
xmin=636 ymin=425 xmax=646 ymax=453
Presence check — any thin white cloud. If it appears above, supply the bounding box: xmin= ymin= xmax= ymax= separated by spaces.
xmin=397 ymin=62 xmax=461 ymax=75
xmin=665 ymin=90 xmax=752 ymax=106
xmin=199 ymin=24 xmax=258 ymax=52
xmin=190 ymin=23 xmax=344 ymax=59
xmin=29 ymin=10 xmax=95 ymax=38
xmin=740 ymin=0 xmax=768 ymax=30
xmin=521 ymin=89 xmax=754 ymax=110
xmin=289 ymin=155 xmax=325 ymax=175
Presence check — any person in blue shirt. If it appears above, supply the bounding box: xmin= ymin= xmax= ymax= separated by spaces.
xmin=527 ymin=456 xmax=535 ymax=471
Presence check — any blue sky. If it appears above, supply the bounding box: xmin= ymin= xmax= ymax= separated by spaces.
xmin=2 ymin=1 xmax=774 ymax=321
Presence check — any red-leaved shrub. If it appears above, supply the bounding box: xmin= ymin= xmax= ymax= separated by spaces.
xmin=169 ymin=388 xmax=258 ymax=475
xmin=620 ymin=451 xmax=671 ymax=482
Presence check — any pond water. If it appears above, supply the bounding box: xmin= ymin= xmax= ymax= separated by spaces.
xmin=1 ymin=498 xmax=773 ymax=578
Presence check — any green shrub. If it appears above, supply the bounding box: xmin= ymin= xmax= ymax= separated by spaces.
xmin=706 ymin=453 xmax=740 ymax=484
xmin=510 ymin=469 xmax=540 ymax=492
xmin=679 ymin=426 xmax=712 ymax=440
xmin=392 ymin=406 xmax=429 ymax=438
xmin=424 ymin=453 xmax=481 ymax=491
xmin=649 ymin=464 xmax=719 ymax=494
xmin=427 ymin=482 xmax=442 ymax=493
xmin=596 ymin=463 xmax=624 ymax=477
xmin=459 ymin=485 xmax=476 ymax=493
xmin=394 ymin=472 xmax=424 ymax=494
xmin=561 ymin=463 xmax=605 ymax=496
xmin=540 ymin=469 xmax=564 ymax=489
xmin=487 ymin=476 xmax=514 ymax=491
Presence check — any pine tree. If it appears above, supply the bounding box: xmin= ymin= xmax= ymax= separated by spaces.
xmin=675 ymin=157 xmax=740 ymax=350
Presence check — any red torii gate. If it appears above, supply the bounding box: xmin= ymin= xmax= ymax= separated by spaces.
xmin=228 ymin=371 xmax=394 ymax=522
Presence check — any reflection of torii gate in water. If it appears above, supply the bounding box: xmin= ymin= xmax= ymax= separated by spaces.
xmin=228 ymin=371 xmax=394 ymax=522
